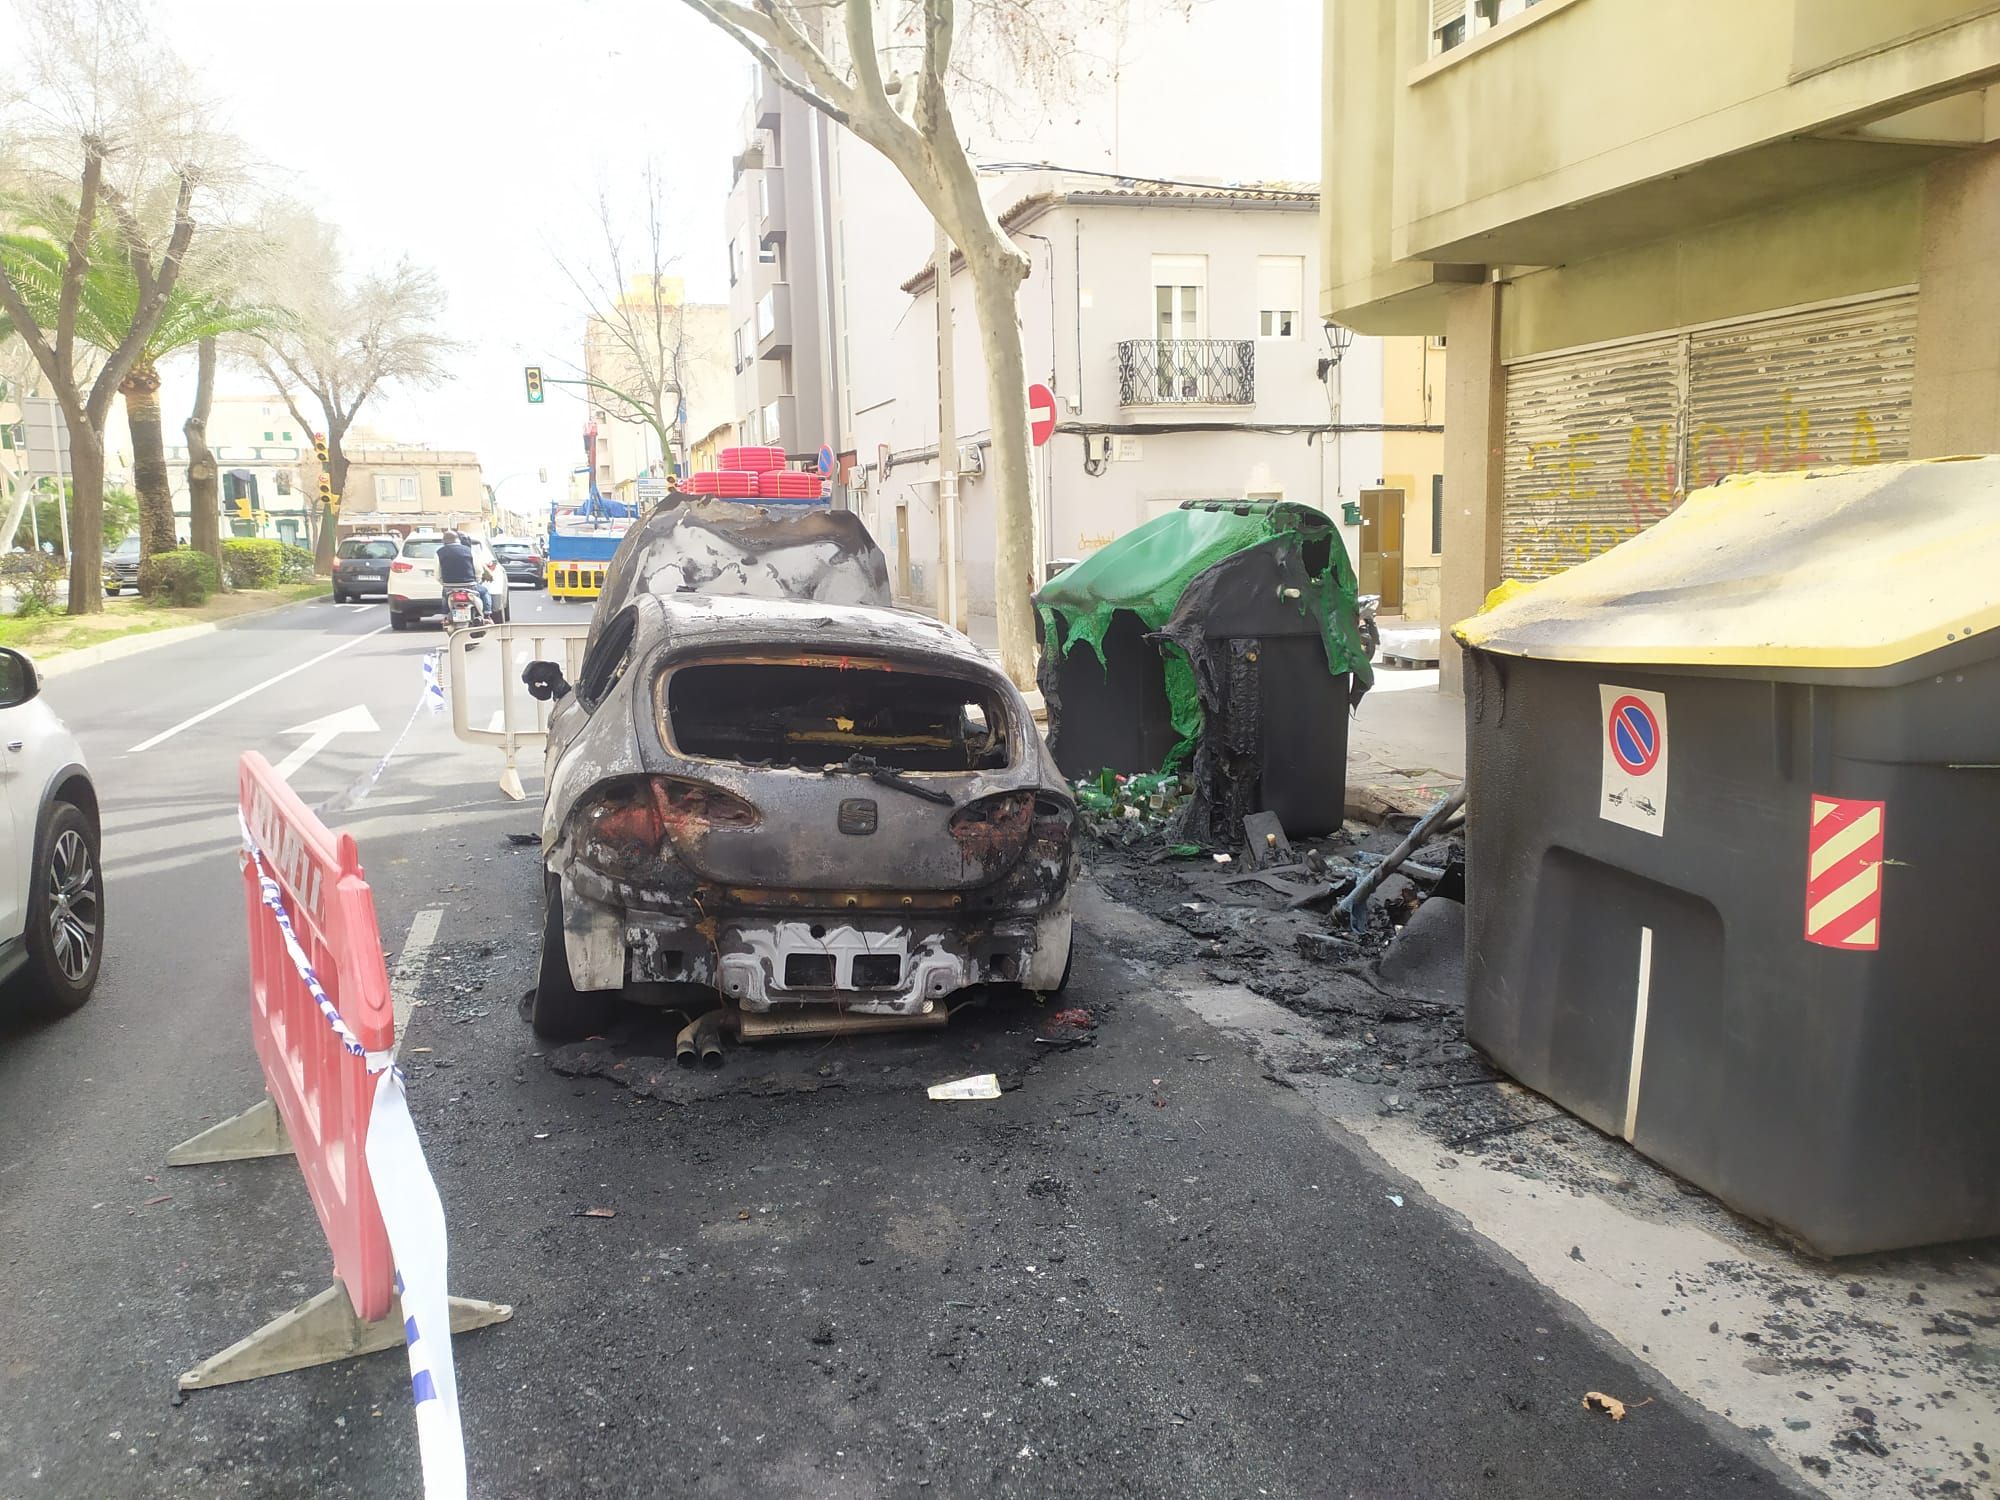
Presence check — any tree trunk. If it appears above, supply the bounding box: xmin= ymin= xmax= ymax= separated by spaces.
xmin=122 ymin=355 xmax=175 ymax=558
xmin=314 ymin=436 xmax=347 ymax=574
xmin=185 ymin=336 xmax=222 ymax=572
xmin=964 ymin=239 xmax=1038 ymax=688
xmin=63 ymin=427 xmax=106 ymax=616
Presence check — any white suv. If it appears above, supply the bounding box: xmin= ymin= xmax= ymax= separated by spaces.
xmin=0 ymin=649 xmax=103 ymax=1016
xmin=387 ymin=532 xmax=511 ymax=631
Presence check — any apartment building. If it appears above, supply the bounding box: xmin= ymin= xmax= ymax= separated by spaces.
xmin=335 ymin=442 xmax=488 ymax=538
xmin=1325 ymin=0 xmax=2000 ymax=688
xmin=852 ymin=174 xmax=1442 ymax=619
xmin=724 ymin=71 xmax=838 ymax=463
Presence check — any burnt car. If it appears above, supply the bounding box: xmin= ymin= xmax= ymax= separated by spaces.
xmin=523 ymin=592 xmax=1076 ymax=1041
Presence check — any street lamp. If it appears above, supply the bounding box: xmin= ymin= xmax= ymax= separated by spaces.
xmin=1317 ymin=322 xmax=1357 ymax=380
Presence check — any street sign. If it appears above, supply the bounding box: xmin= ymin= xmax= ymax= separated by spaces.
xmin=524 ymin=367 xmax=545 ymax=404
xmin=1598 ymin=685 xmax=1669 ymax=836
xmin=1028 ymin=383 xmax=1057 ymax=448
xmin=635 ymin=478 xmax=668 ymax=503
xmin=816 ymin=444 xmax=835 ymax=477
xmin=19 ymin=396 xmax=70 ymax=469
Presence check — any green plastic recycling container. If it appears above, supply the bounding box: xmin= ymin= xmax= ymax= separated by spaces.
xmin=1454 ymin=457 xmax=2000 ymax=1256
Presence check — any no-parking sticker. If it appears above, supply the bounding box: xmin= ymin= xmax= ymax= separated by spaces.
xmin=1599 ymin=685 xmax=1669 ymax=835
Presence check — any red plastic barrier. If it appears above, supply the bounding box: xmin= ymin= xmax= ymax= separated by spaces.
xmin=757 ymin=470 xmax=827 ymax=500
xmin=718 ymin=445 xmax=785 ymax=473
xmin=238 ymin=752 xmax=396 ymax=1322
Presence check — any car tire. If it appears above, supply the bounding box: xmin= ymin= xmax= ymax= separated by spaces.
xmin=530 ymin=875 xmax=613 ymax=1041
xmin=16 ymin=801 xmax=103 ymax=1016
xmin=389 ymin=610 xmax=409 ymax=631
xmin=332 ymin=588 xmax=348 ymax=604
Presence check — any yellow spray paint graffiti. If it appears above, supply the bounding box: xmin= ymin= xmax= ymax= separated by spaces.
xmin=1507 ymin=391 xmax=1893 ymax=577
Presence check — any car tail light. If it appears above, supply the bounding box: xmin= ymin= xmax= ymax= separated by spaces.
xmin=575 ymin=776 xmax=761 ymax=876
xmin=390 ymin=560 xmax=414 ymax=573
xmin=949 ymin=791 xmax=1035 ymax=867
xmin=1032 ymin=794 xmax=1077 ymax=844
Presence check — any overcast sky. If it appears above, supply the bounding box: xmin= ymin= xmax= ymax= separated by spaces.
xmin=135 ymin=0 xmax=1318 ymax=512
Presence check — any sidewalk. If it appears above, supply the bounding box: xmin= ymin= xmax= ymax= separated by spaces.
xmin=1346 ymin=664 xmax=1463 ymax=818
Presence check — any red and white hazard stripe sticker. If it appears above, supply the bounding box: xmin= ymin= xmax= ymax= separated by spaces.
xmin=1804 ymin=795 xmax=1886 ymax=951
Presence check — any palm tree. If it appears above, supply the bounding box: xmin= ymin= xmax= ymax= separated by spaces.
xmin=0 ymin=220 xmax=267 ymax=561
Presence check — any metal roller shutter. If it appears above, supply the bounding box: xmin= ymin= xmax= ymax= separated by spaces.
xmin=1687 ymin=295 xmax=1915 ymax=488
xmin=1501 ymin=337 xmax=1682 ymax=581
xmin=1500 ymin=293 xmax=1916 ymax=582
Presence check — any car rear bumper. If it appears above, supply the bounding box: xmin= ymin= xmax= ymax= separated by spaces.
xmin=555 ymin=865 xmax=1071 ymax=1014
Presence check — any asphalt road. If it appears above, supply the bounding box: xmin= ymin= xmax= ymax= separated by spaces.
xmin=0 ymin=590 xmax=1805 ymax=1499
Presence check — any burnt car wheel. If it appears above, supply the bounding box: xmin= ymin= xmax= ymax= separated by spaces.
xmin=530 ymin=876 xmax=613 ymax=1040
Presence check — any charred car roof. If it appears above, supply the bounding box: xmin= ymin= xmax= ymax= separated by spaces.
xmin=636 ymin=592 xmax=1003 ymax=674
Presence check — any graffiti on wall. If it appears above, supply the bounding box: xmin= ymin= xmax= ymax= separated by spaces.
xmin=1506 ymin=392 xmax=1889 ymax=575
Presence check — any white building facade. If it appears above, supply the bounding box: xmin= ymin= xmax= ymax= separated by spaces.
xmin=849 ymin=177 xmax=1406 ymax=615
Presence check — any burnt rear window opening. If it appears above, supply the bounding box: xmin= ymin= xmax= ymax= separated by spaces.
xmin=664 ymin=660 xmax=1012 ymax=773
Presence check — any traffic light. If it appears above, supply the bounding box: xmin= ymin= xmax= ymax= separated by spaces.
xmin=313 ymin=433 xmax=329 ymax=466
xmin=524 ymin=366 xmax=545 ymax=404
xmin=232 ymin=497 xmax=252 ymax=521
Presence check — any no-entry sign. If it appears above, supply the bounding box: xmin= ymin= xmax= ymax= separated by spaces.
xmin=1028 ymin=383 xmax=1057 ymax=448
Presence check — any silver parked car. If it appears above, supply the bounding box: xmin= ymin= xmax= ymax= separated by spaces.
xmin=522 ymin=593 xmax=1076 ymax=1042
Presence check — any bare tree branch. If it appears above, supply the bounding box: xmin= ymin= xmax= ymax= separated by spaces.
xmin=679 ymin=0 xmax=857 ymax=123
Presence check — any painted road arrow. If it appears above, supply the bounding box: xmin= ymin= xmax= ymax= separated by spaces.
xmin=273 ymin=704 xmax=380 ymax=781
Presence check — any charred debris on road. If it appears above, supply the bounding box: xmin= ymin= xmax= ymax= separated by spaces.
xmin=1071 ymin=769 xmax=1521 ymax=1131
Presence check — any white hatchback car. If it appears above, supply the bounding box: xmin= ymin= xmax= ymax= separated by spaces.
xmin=0 ymin=648 xmax=102 ymax=1016
xmin=387 ymin=532 xmax=511 ymax=631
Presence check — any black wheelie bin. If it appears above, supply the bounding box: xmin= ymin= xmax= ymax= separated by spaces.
xmin=1454 ymin=456 xmax=2000 ymax=1255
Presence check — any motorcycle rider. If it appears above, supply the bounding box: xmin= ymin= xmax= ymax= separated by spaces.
xmin=436 ymin=529 xmax=492 ymax=619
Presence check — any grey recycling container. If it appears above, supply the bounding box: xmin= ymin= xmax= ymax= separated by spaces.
xmin=1454 ymin=457 xmax=2000 ymax=1256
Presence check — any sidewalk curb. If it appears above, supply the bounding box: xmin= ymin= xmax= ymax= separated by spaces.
xmin=36 ymin=592 xmax=335 ymax=680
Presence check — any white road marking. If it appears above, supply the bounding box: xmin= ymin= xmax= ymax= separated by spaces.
xmin=127 ymin=625 xmax=389 ymax=752
xmin=390 ymin=908 xmax=444 ymax=1037
xmin=1622 ymin=924 xmax=1655 ymax=1143
xmin=273 ymin=704 xmax=382 ymax=780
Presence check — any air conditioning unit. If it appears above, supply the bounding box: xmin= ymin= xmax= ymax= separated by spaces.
xmin=958 ymin=443 xmax=985 ymax=476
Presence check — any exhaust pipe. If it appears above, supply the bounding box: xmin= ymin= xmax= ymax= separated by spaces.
xmin=674 ymin=1014 xmax=701 ymax=1069
xmin=694 ymin=1007 xmax=727 ymax=1070
xmin=734 ymin=1007 xmax=949 ymax=1041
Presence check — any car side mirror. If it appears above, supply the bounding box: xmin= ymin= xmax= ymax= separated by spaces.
xmin=0 ymin=648 xmax=40 ymax=709
xmin=523 ymin=660 xmax=570 ymax=702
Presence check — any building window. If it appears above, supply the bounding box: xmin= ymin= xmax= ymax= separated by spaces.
xmin=1431 ymin=473 xmax=1444 ymax=552
xmin=733 ymin=326 xmax=746 ymax=369
xmin=1431 ymin=0 xmax=1539 ymax=55
xmin=276 ymin=469 xmax=293 ymax=496
xmin=759 ymin=238 xmax=778 ymax=267
xmin=757 ymin=290 xmax=776 ymax=341
xmin=1257 ymin=256 xmax=1303 ymax=340
xmin=758 ymin=175 xmax=770 ymax=221
xmin=761 ymin=399 xmax=781 ymax=446
xmin=730 ymin=236 xmax=742 ymax=286
xmin=263 ymin=430 xmax=274 ymax=441
xmin=375 ymin=474 xmax=419 ymax=505
xmin=282 ymin=430 xmax=293 ymax=441
xmin=439 ymin=473 xmax=455 ymax=499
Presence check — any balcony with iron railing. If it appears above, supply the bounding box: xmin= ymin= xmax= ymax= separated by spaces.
xmin=1117 ymin=339 xmax=1256 ymax=406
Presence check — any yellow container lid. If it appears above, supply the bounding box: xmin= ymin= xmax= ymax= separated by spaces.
xmin=1454 ymin=457 xmax=2000 ymax=670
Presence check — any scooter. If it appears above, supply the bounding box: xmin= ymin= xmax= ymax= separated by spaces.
xmin=444 ymin=585 xmax=490 ymax=647
xmin=1358 ymin=593 xmax=1381 ymax=662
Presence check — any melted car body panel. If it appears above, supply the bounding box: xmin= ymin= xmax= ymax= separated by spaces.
xmin=542 ymin=593 xmax=1075 ymax=1008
